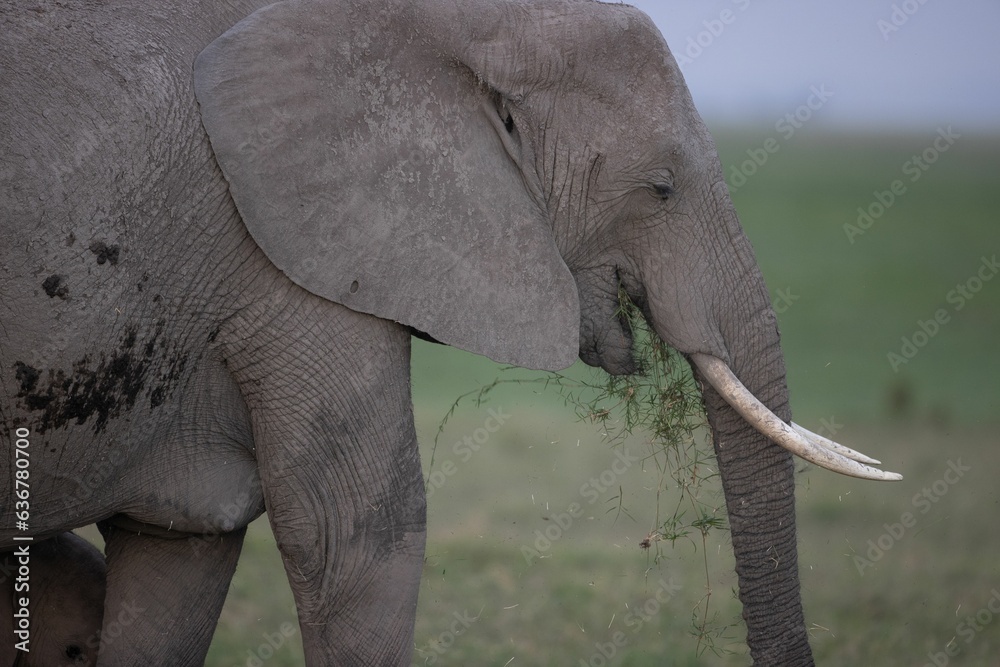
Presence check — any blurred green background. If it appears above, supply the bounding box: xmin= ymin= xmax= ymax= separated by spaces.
xmin=190 ymin=131 xmax=999 ymax=666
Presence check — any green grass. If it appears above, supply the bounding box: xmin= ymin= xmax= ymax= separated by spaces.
xmin=101 ymin=132 xmax=1000 ymax=665
xmin=204 ymin=419 xmax=1000 ymax=666
xmin=714 ymin=130 xmax=1000 ymax=424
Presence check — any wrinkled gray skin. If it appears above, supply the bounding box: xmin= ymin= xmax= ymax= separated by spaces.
xmin=1 ymin=0 xmax=812 ymax=664
xmin=0 ymin=533 xmax=106 ymax=666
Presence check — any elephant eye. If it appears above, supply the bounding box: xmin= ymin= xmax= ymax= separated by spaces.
xmin=492 ymin=92 xmax=515 ymax=134
xmin=499 ymin=106 xmax=515 ymax=134
xmin=650 ymin=183 xmax=674 ymax=200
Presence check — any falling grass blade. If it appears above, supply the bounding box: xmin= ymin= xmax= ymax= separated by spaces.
xmin=436 ymin=287 xmax=737 ymax=650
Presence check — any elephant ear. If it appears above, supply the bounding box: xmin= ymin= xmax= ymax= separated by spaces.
xmin=194 ymin=0 xmax=580 ymax=370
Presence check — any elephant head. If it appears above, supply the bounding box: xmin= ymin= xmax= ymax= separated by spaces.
xmin=194 ymin=0 xmax=900 ymax=662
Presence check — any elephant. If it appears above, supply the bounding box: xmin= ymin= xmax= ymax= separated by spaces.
xmin=0 ymin=0 xmax=900 ymax=664
xmin=0 ymin=532 xmax=106 ymax=666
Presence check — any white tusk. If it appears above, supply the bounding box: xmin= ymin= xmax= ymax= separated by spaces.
xmin=791 ymin=422 xmax=881 ymax=465
xmin=690 ymin=353 xmax=902 ymax=482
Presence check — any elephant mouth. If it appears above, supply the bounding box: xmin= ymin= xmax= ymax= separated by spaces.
xmin=690 ymin=353 xmax=902 ymax=481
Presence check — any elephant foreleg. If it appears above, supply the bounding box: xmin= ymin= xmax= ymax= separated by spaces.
xmin=235 ymin=308 xmax=426 ymax=665
xmin=96 ymin=523 xmax=245 ymax=666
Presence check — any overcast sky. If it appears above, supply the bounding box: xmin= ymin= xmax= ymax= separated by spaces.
xmin=626 ymin=0 xmax=1000 ymax=131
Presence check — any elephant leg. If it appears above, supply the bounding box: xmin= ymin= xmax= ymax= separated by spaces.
xmin=236 ymin=308 xmax=426 ymax=665
xmin=96 ymin=523 xmax=245 ymax=666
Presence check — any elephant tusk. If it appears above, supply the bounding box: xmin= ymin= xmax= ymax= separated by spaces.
xmin=690 ymin=353 xmax=902 ymax=482
xmin=790 ymin=422 xmax=881 ymax=465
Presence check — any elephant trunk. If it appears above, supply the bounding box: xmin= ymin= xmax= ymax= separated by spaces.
xmin=643 ymin=197 xmax=817 ymax=663
xmin=641 ymin=179 xmax=897 ymax=660
xmin=676 ymin=285 xmax=898 ymax=663
xmin=692 ymin=314 xmax=814 ymax=665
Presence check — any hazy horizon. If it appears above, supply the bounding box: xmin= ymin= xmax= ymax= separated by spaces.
xmin=628 ymin=1 xmax=1000 ymax=133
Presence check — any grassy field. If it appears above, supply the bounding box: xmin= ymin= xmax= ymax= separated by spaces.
xmin=102 ymin=131 xmax=1000 ymax=665
xmin=203 ymin=420 xmax=1000 ymax=667
xmin=718 ymin=129 xmax=1000 ymax=425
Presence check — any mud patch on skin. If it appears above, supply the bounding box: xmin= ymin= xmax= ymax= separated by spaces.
xmin=42 ymin=274 xmax=69 ymax=299
xmin=88 ymin=241 xmax=120 ymax=266
xmin=14 ymin=362 xmax=41 ymax=393
xmin=13 ymin=324 xmax=188 ymax=433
